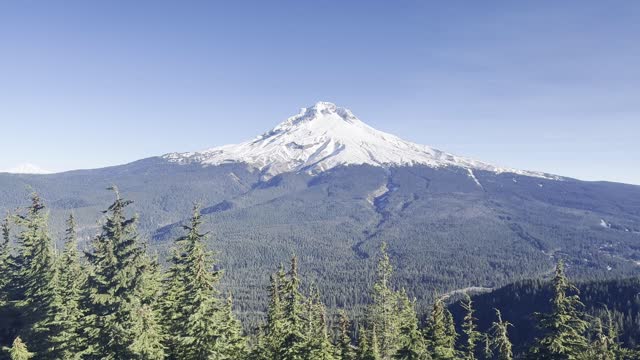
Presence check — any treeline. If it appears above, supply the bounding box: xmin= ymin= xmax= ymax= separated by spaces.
xmin=450 ymin=276 xmax=640 ymax=353
xmin=0 ymin=190 xmax=637 ymax=359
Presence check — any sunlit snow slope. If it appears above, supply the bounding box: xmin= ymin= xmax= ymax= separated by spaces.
xmin=164 ymin=102 xmax=559 ymax=180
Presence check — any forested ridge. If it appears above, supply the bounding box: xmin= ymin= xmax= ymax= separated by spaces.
xmin=1 ymin=190 xmax=639 ymax=359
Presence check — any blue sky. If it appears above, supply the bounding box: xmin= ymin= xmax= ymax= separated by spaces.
xmin=1 ymin=1 xmax=638 ymax=184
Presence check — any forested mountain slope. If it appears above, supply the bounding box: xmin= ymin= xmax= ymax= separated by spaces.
xmin=1 ymin=102 xmax=639 ymax=319
xmin=451 ymin=277 xmax=640 ymax=354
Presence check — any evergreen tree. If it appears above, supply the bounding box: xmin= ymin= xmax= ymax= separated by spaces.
xmin=443 ymin=309 xmax=456 ymax=352
xmin=4 ymin=337 xmax=33 ymax=360
xmin=482 ymin=334 xmax=493 ymax=360
xmin=215 ymin=294 xmax=248 ymax=359
xmin=303 ymin=288 xmax=336 ymax=360
xmin=424 ymin=297 xmax=456 ymax=360
xmin=128 ymin=254 xmax=166 ymax=360
xmin=0 ymin=217 xmax=10 ymax=306
xmin=0 ymin=216 xmax=18 ymax=351
xmin=338 ymin=311 xmax=357 ymax=360
xmin=161 ymin=205 xmax=231 ymax=359
xmin=368 ymin=243 xmax=400 ymax=359
xmin=528 ymin=261 xmax=590 ymax=360
xmin=259 ymin=267 xmax=287 ymax=359
xmin=278 ymin=256 xmax=307 ymax=360
xmin=589 ymin=309 xmax=623 ymax=360
xmin=49 ymin=214 xmax=85 ymax=359
xmin=82 ymin=187 xmax=164 ymax=360
xmin=393 ymin=290 xmax=429 ymax=360
xmin=460 ymin=295 xmax=480 ymax=360
xmin=489 ymin=310 xmax=512 ymax=360
xmin=359 ymin=327 xmax=381 ymax=360
xmin=12 ymin=193 xmax=58 ymax=358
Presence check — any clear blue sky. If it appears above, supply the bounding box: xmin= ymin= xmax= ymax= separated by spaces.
xmin=1 ymin=1 xmax=639 ymax=184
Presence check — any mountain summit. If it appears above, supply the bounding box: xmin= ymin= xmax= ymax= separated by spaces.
xmin=165 ymin=102 xmax=557 ymax=180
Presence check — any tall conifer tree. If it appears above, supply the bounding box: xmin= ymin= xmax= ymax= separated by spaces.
xmin=303 ymin=287 xmax=336 ymax=360
xmin=489 ymin=310 xmax=512 ymax=360
xmin=0 ymin=217 xmax=10 ymax=306
xmin=82 ymin=187 xmax=164 ymax=360
xmin=4 ymin=337 xmax=34 ymax=360
xmin=424 ymin=297 xmax=455 ymax=360
xmin=460 ymin=295 xmax=480 ymax=360
xmin=215 ymin=294 xmax=248 ymax=359
xmin=528 ymin=261 xmax=589 ymax=359
xmin=338 ymin=311 xmax=357 ymax=360
xmin=163 ymin=205 xmax=225 ymax=359
xmin=49 ymin=214 xmax=86 ymax=359
xmin=393 ymin=290 xmax=429 ymax=360
xmin=12 ymin=193 xmax=58 ymax=358
xmin=278 ymin=256 xmax=307 ymax=360
xmin=368 ymin=243 xmax=400 ymax=359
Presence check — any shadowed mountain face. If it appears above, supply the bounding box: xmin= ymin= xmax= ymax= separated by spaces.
xmin=1 ymin=102 xmax=639 ymax=319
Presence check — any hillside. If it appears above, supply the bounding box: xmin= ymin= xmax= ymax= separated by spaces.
xmin=0 ymin=103 xmax=639 ymax=321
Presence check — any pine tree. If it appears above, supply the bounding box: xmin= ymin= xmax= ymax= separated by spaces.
xmin=82 ymin=187 xmax=164 ymax=360
xmin=359 ymin=326 xmax=382 ymax=360
xmin=0 ymin=215 xmax=18 ymax=351
xmin=393 ymin=290 xmax=429 ymax=360
xmin=303 ymin=287 xmax=336 ymax=360
xmin=12 ymin=193 xmax=58 ymax=358
xmin=489 ymin=309 xmax=512 ymax=360
xmin=368 ymin=243 xmax=400 ymax=359
xmin=589 ymin=309 xmax=623 ymax=360
xmin=259 ymin=267 xmax=287 ymax=359
xmin=4 ymin=337 xmax=34 ymax=360
xmin=278 ymin=256 xmax=307 ymax=360
xmin=338 ymin=311 xmax=357 ymax=360
xmin=460 ymin=295 xmax=480 ymax=360
xmin=482 ymin=334 xmax=493 ymax=360
xmin=215 ymin=294 xmax=248 ymax=359
xmin=528 ymin=261 xmax=590 ymax=360
xmin=48 ymin=214 xmax=85 ymax=359
xmin=162 ymin=205 xmax=228 ymax=359
xmin=424 ymin=297 xmax=456 ymax=360
xmin=0 ymin=217 xmax=10 ymax=306
xmin=128 ymin=254 xmax=166 ymax=360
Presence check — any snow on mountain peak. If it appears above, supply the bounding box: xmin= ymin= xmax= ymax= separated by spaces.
xmin=164 ymin=102 xmax=558 ymax=180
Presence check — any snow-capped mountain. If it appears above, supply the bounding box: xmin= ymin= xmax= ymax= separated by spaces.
xmin=165 ymin=101 xmax=559 ymax=180
xmin=3 ymin=163 xmax=52 ymax=174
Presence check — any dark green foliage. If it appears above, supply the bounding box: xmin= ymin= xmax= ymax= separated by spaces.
xmin=11 ymin=194 xmax=58 ymax=358
xmin=3 ymin=163 xmax=640 ymax=330
xmin=338 ymin=311 xmax=357 ymax=360
xmin=162 ymin=205 xmax=245 ymax=359
xmin=217 ymin=294 xmax=248 ymax=359
xmin=49 ymin=214 xmax=85 ymax=359
xmin=278 ymin=257 xmax=307 ymax=360
xmin=424 ymin=297 xmax=456 ymax=360
xmin=0 ymin=217 xmax=10 ymax=306
xmin=367 ymin=243 xmax=401 ymax=359
xmin=528 ymin=261 xmax=590 ymax=359
xmin=2 ymin=189 xmax=640 ymax=359
xmin=4 ymin=337 xmax=33 ymax=360
xmin=82 ymin=187 xmax=164 ymax=359
xmin=489 ymin=310 xmax=512 ymax=360
xmin=393 ymin=291 xmax=429 ymax=360
xmin=303 ymin=287 xmax=336 ymax=359
xmin=358 ymin=326 xmax=381 ymax=360
xmin=460 ymin=295 xmax=480 ymax=360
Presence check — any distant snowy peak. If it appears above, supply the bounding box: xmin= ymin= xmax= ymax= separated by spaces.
xmin=164 ymin=102 xmax=559 ymax=180
xmin=3 ymin=163 xmax=52 ymax=175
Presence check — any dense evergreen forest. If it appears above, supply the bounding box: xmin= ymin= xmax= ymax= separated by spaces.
xmin=1 ymin=190 xmax=639 ymax=359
